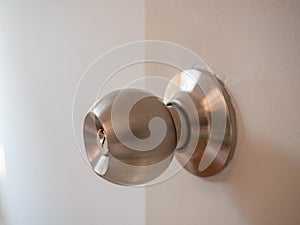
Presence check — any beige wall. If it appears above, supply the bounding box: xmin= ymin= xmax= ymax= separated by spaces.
xmin=145 ymin=1 xmax=300 ymax=225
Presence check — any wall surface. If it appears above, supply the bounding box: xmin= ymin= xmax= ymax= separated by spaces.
xmin=145 ymin=0 xmax=300 ymax=225
xmin=0 ymin=1 xmax=145 ymax=225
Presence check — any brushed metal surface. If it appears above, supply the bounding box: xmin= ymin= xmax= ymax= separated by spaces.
xmin=83 ymin=69 xmax=237 ymax=185
xmin=164 ymin=69 xmax=237 ymax=177
xmin=83 ymin=89 xmax=177 ymax=185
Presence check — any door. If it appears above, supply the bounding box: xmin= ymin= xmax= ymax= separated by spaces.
xmin=145 ymin=1 xmax=300 ymax=225
xmin=1 ymin=1 xmax=299 ymax=225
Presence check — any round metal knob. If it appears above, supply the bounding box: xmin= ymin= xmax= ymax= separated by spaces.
xmin=83 ymin=69 xmax=237 ymax=186
xmin=83 ymin=89 xmax=177 ymax=185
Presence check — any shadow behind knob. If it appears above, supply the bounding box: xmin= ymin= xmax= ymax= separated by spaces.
xmin=83 ymin=89 xmax=177 ymax=185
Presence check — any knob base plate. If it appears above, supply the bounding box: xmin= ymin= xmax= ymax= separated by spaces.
xmin=163 ymin=69 xmax=237 ymax=177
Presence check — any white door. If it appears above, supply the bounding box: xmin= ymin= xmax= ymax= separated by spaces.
xmin=145 ymin=1 xmax=300 ymax=225
xmin=0 ymin=1 xmax=145 ymax=225
xmin=1 ymin=1 xmax=299 ymax=225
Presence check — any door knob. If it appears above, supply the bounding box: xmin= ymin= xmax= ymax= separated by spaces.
xmin=83 ymin=69 xmax=237 ymax=185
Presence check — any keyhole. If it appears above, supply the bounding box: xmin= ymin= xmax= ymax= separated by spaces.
xmin=96 ymin=129 xmax=108 ymax=156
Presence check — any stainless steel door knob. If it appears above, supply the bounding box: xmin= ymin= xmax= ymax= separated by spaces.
xmin=83 ymin=69 xmax=237 ymax=185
